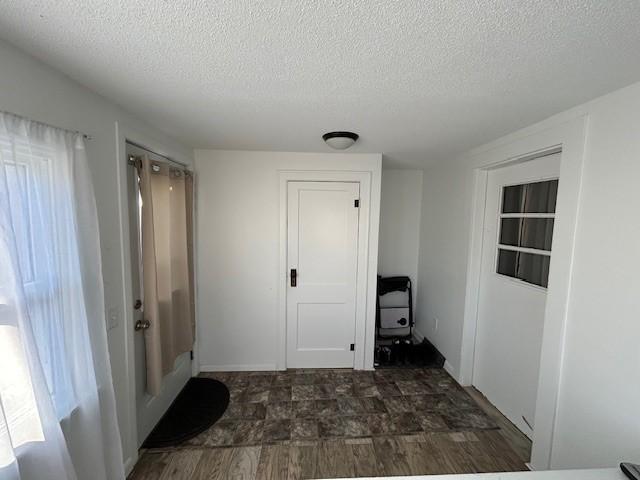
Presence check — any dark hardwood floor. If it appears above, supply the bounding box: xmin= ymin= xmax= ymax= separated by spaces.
xmin=129 ymin=368 xmax=530 ymax=479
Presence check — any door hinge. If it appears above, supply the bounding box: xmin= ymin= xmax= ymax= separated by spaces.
xmin=350 ymin=343 xmax=355 ymax=351
xmin=354 ymin=199 xmax=359 ymax=208
xmin=190 ymin=350 xmax=194 ymax=360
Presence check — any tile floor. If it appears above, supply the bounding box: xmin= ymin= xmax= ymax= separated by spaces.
xmin=129 ymin=368 xmax=529 ymax=479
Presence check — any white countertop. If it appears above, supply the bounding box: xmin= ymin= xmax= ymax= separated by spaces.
xmin=324 ymin=468 xmax=624 ymax=480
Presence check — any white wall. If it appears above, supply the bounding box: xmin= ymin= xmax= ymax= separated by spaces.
xmin=195 ymin=150 xmax=382 ymax=371
xmin=0 ymin=39 xmax=193 ymax=472
xmin=417 ymin=81 xmax=640 ymax=468
xmin=378 ymin=169 xmax=423 ymax=324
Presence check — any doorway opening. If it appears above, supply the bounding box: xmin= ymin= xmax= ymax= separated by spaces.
xmin=125 ymin=141 xmax=193 ymax=446
xmin=472 ymin=151 xmax=561 ymax=442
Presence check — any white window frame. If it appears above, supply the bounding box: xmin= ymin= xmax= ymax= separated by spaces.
xmin=494 ymin=178 xmax=558 ymax=290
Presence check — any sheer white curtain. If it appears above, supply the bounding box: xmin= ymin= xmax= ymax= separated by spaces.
xmin=0 ymin=112 xmax=124 ymax=480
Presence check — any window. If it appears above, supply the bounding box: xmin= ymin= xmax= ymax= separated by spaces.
xmin=496 ymin=179 xmax=558 ymax=288
xmin=1 ymin=138 xmax=76 ymax=419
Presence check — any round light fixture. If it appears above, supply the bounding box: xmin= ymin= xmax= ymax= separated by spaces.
xmin=322 ymin=131 xmax=359 ymax=150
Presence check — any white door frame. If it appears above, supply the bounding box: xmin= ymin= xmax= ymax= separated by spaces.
xmin=459 ymin=116 xmax=587 ymax=470
xmin=114 ymin=121 xmax=196 ymax=474
xmin=278 ymin=170 xmax=376 ymax=371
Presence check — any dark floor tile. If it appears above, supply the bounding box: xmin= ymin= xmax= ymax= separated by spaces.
xmin=229 ymin=387 xmax=247 ymax=402
xmin=313 ymin=371 xmax=335 ymax=384
xmin=337 ymin=397 xmax=363 ymax=415
xmin=223 ymin=402 xmax=267 ymax=420
xmin=366 ymin=414 xmax=396 ymax=435
xmin=243 ymin=387 xmax=270 ymax=403
xmin=291 ymin=374 xmax=315 ymax=385
xmin=446 ymin=389 xmax=478 ymax=409
xmin=334 ymin=383 xmax=355 ymax=397
xmin=231 ymin=420 xmax=264 ymax=445
xmin=376 ymin=382 xmax=402 ymax=397
xmin=430 ymin=376 xmax=459 ymax=393
xmin=389 ymin=412 xmax=423 ymax=434
xmin=229 ymin=374 xmax=251 ymax=386
xmin=291 ymin=418 xmax=319 ymax=440
xmin=408 ymin=393 xmax=454 ymax=412
xmin=354 ymin=384 xmax=380 ymax=397
xmin=333 ymin=371 xmax=354 ymax=384
xmin=318 ymin=417 xmax=347 ymax=437
xmin=292 ymin=385 xmax=316 ymax=401
xmin=313 ymin=384 xmax=336 ymax=400
xmin=373 ymin=370 xmax=395 ymax=383
xmin=382 ymin=396 xmax=412 ymax=413
xmin=359 ymin=397 xmax=387 ymax=414
xmin=266 ymin=401 xmax=292 ymax=420
xmin=263 ymin=419 xmax=291 ymax=443
xmin=315 ymin=399 xmax=340 ymax=416
xmin=415 ymin=411 xmax=449 ymax=432
xmin=269 ymin=386 xmax=292 ymax=403
xmin=293 ymin=400 xmax=317 ymax=418
xmin=396 ymin=380 xmax=432 ymax=395
xmin=343 ymin=416 xmax=371 ymax=437
xmin=273 ymin=373 xmax=293 ymax=386
xmin=206 ymin=419 xmax=239 ymax=446
xmin=441 ymin=409 xmax=497 ymax=431
xmin=353 ymin=371 xmax=375 ymax=385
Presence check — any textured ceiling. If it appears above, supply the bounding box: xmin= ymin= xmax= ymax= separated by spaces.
xmin=1 ymin=1 xmax=640 ymax=167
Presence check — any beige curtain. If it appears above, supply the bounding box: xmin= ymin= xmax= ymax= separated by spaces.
xmin=138 ymin=155 xmax=195 ymax=395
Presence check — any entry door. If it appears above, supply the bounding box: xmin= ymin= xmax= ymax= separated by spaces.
xmin=474 ymin=153 xmax=560 ymax=438
xmin=126 ymin=143 xmax=192 ymax=445
xmin=286 ymin=181 xmax=360 ymax=368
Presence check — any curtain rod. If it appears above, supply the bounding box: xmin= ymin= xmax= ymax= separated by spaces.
xmin=1 ymin=109 xmax=92 ymax=140
xmin=126 ymin=140 xmax=189 ymax=169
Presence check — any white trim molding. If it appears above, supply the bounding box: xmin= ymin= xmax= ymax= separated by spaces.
xmin=199 ymin=364 xmax=278 ymax=372
xmin=458 ymin=116 xmax=587 ymax=470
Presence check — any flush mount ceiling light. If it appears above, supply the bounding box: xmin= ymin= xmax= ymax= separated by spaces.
xmin=322 ymin=131 xmax=359 ymax=150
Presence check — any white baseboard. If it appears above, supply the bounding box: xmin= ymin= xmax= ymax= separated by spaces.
xmin=412 ymin=327 xmax=426 ymax=342
xmin=199 ymin=363 xmax=278 ymax=372
xmin=443 ymin=359 xmax=457 ymax=378
xmin=124 ymin=454 xmax=138 ymax=477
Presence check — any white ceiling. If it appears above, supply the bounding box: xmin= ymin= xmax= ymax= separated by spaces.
xmin=1 ymin=1 xmax=640 ymax=167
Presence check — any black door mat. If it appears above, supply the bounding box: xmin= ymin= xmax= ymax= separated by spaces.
xmin=142 ymin=377 xmax=230 ymax=449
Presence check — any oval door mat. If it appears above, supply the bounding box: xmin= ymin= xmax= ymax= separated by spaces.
xmin=142 ymin=377 xmax=230 ymax=448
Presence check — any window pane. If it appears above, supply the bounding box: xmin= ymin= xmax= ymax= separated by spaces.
xmin=499 ymin=218 xmax=554 ymax=251
xmin=524 ymin=180 xmax=558 ymax=213
xmin=497 ymin=249 xmax=550 ymax=288
xmin=502 ymin=179 xmax=558 ymax=213
xmin=502 ymin=184 xmax=525 ymax=213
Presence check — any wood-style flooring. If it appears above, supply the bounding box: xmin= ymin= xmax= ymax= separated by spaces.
xmin=129 ymin=368 xmax=531 ymax=479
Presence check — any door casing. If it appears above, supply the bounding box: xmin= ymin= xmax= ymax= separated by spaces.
xmin=125 ymin=142 xmax=193 ymax=447
xmin=278 ymin=170 xmax=376 ymax=371
xmin=115 ymin=120 xmax=197 ymax=475
xmin=459 ymin=116 xmax=587 ymax=470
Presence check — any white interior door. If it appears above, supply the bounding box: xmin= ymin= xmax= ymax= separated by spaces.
xmin=474 ymin=153 xmax=560 ymax=438
xmin=126 ymin=143 xmax=192 ymax=446
xmin=286 ymin=181 xmax=360 ymax=368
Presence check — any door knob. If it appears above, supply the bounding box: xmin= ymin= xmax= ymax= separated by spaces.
xmin=135 ymin=319 xmax=151 ymax=331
